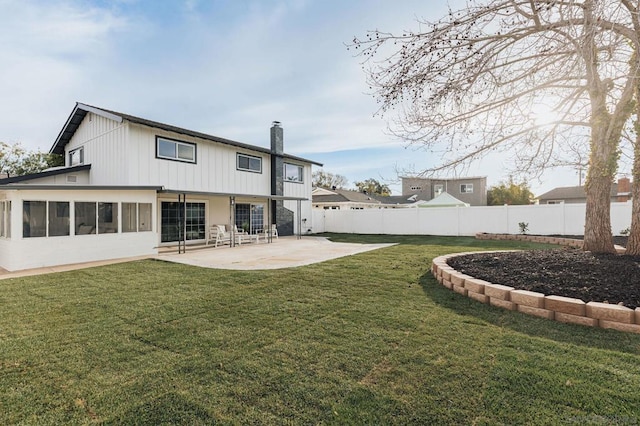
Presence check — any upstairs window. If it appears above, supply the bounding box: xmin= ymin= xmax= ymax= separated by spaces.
xmin=237 ymin=153 xmax=262 ymax=173
xmin=69 ymin=147 xmax=84 ymax=166
xmin=284 ymin=163 xmax=303 ymax=183
xmin=460 ymin=183 xmax=474 ymax=194
xmin=156 ymin=137 xmax=196 ymax=163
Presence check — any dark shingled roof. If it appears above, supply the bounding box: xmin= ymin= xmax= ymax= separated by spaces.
xmin=537 ymin=184 xmax=618 ymax=201
xmin=0 ymin=164 xmax=91 ymax=184
xmin=50 ymin=103 xmax=322 ymax=166
xmin=313 ymin=188 xmax=381 ymax=204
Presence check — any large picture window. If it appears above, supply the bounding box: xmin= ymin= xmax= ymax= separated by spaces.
xmin=48 ymin=201 xmax=70 ymax=237
xmin=284 ymin=163 xmax=303 ymax=183
xmin=23 ymin=201 xmax=46 ymax=238
xmin=75 ymin=202 xmax=97 ymax=235
xmin=0 ymin=201 xmax=10 ymax=238
xmin=123 ymin=202 xmax=153 ymax=233
xmin=156 ymin=137 xmax=196 ymax=163
xmin=237 ymin=153 xmax=262 ymax=173
xmin=161 ymin=201 xmax=205 ymax=243
xmin=98 ymin=202 xmax=118 ymax=233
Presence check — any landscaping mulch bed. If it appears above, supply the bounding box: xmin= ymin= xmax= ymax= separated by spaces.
xmin=447 ymin=239 xmax=640 ymax=309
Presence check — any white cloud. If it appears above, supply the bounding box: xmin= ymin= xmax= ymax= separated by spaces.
xmin=0 ymin=0 xmax=131 ymax=149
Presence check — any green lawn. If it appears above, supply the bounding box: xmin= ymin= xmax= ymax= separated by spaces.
xmin=1 ymin=234 xmax=639 ymax=425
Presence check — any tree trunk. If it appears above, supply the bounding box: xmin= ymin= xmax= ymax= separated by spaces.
xmin=625 ymin=83 xmax=640 ymax=255
xmin=584 ymin=174 xmax=616 ymax=253
xmin=627 ymin=163 xmax=640 ymax=254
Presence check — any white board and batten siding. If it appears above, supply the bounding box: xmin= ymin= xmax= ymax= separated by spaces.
xmin=66 ymin=112 xmax=129 ymax=185
xmin=0 ymin=189 xmax=157 ymax=271
xmin=88 ymin=122 xmax=271 ymax=195
xmin=284 ymin=164 xmax=314 ymax=233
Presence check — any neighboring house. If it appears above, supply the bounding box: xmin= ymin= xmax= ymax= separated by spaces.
xmin=536 ymin=177 xmax=632 ymax=204
xmin=312 ymin=187 xmax=382 ymax=210
xmin=0 ymin=102 xmax=321 ymax=271
xmin=417 ymin=191 xmax=470 ymax=208
xmin=401 ymin=176 xmax=488 ymax=206
xmin=312 ymin=188 xmax=426 ymax=209
xmin=371 ymin=194 xmax=422 ymax=208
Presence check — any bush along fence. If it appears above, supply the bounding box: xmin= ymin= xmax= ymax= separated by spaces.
xmin=475 ymin=232 xmax=627 ymax=253
xmin=432 ymin=246 xmax=640 ymax=334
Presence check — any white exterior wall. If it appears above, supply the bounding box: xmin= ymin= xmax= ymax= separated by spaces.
xmin=16 ymin=170 xmax=91 ymax=185
xmin=313 ymin=201 xmax=633 ymax=237
xmin=121 ymin=124 xmax=271 ymax=195
xmin=284 ymin=162 xmax=313 ymax=234
xmin=66 ymin=112 xmax=129 ymax=185
xmin=0 ymin=189 xmax=157 ymax=271
xmin=64 ymin=113 xmax=316 ymax=237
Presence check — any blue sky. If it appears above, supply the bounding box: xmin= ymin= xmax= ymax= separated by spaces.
xmin=0 ymin=0 xmax=581 ymax=195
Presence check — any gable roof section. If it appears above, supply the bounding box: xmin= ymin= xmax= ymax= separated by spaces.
xmin=537 ymin=184 xmax=617 ymax=201
xmin=0 ymin=164 xmax=91 ymax=184
xmin=312 ymin=188 xmax=381 ymax=204
xmin=420 ymin=191 xmax=469 ymax=207
xmin=50 ymin=103 xmax=322 ymax=166
xmin=371 ymin=194 xmax=416 ymax=205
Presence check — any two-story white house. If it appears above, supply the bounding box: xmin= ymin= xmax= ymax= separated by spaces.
xmin=0 ymin=103 xmax=321 ymax=271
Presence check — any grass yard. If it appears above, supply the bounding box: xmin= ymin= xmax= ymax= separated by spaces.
xmin=1 ymin=234 xmax=640 ymax=425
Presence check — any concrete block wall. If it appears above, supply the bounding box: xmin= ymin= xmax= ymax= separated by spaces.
xmin=431 ymin=251 xmax=640 ymax=334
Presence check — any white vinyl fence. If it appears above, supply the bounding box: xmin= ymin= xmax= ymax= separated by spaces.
xmin=311 ymin=201 xmax=633 ymax=236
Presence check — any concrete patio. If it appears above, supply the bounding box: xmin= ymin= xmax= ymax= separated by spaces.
xmin=155 ymin=236 xmax=394 ymax=270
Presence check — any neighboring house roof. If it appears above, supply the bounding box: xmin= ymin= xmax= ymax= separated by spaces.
xmin=0 ymin=164 xmax=91 ymax=184
xmin=50 ymin=103 xmax=323 ymax=166
xmin=536 ymin=184 xmax=617 ymax=201
xmin=371 ymin=194 xmax=417 ymax=205
xmin=419 ymin=191 xmax=470 ymax=207
xmin=312 ymin=188 xmax=381 ymax=204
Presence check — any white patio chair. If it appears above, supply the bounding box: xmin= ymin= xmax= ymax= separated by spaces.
xmin=209 ymin=225 xmax=231 ymax=247
xmin=263 ymin=224 xmax=278 ymax=240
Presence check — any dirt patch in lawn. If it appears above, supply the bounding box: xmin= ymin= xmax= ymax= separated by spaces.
xmin=447 ymin=243 xmax=640 ymax=309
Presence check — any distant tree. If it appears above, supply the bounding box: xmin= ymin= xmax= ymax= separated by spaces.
xmin=0 ymin=142 xmax=63 ymax=177
xmin=355 ymin=178 xmax=391 ymax=196
xmin=487 ymin=179 xmax=534 ymax=206
xmin=312 ymin=170 xmax=349 ymax=189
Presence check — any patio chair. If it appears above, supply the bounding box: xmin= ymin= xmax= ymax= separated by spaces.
xmin=263 ymin=224 xmax=278 ymax=240
xmin=208 ymin=225 xmax=231 ymax=247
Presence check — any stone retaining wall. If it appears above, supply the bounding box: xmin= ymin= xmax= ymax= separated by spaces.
xmin=431 ymin=252 xmax=640 ymax=334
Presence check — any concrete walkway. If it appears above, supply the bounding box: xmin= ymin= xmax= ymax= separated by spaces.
xmin=0 ymin=237 xmax=394 ymax=279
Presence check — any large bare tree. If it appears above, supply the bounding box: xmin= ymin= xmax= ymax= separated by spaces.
xmin=350 ymin=0 xmax=640 ymax=253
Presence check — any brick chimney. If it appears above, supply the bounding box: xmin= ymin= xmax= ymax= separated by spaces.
xmin=270 ymin=121 xmax=284 ymax=197
xmin=617 ymin=177 xmax=631 ymax=202
xmin=270 ymin=121 xmax=293 ymax=235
